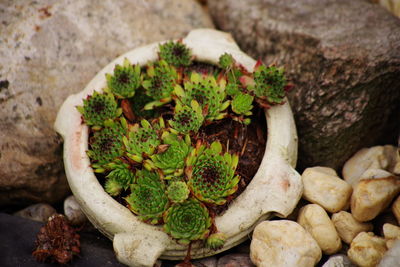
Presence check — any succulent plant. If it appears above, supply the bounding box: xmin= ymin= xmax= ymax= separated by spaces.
xmin=76 ymin=91 xmax=122 ymax=129
xmin=105 ymin=58 xmax=141 ymax=99
xmin=129 ymin=88 xmax=159 ymax=119
xmin=142 ymin=60 xmax=179 ymax=110
xmin=104 ymin=177 xmax=123 ymax=197
xmin=163 ymin=198 xmax=211 ymax=244
xmin=206 ymin=232 xmax=227 ymax=250
xmin=146 ymin=132 xmax=191 ymax=178
xmin=87 ymin=120 xmax=126 ymax=172
xmin=106 ymin=161 xmax=136 ymax=190
xmin=174 ymin=72 xmax=229 ymax=122
xmin=218 ymin=53 xmax=235 ymax=69
xmin=159 ymin=41 xmax=192 ymax=67
xmin=125 ymin=169 xmax=169 ymax=224
xmin=186 ymin=141 xmax=240 ymax=205
xmin=123 ymin=119 xmax=162 ymax=163
xmin=166 ymin=181 xmax=190 ymax=203
xmin=168 ymin=100 xmax=204 ymax=135
xmin=231 ymin=92 xmax=254 ymax=125
xmin=241 ymin=63 xmax=287 ymax=105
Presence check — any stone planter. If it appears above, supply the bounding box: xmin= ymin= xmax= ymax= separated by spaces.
xmin=54 ymin=29 xmax=303 ymax=267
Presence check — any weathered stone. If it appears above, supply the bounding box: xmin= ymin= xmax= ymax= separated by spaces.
xmin=343 ymin=146 xmax=398 ymax=186
xmin=217 ymin=254 xmax=254 ymax=267
xmin=351 ymin=177 xmax=400 ymax=222
xmin=383 ymin=223 xmax=400 ymax=249
xmin=347 ymin=232 xmax=387 ymax=267
xmin=378 ymin=239 xmax=400 ymax=267
xmin=250 ymin=220 xmax=321 ymax=267
xmin=64 ymin=195 xmax=87 ymax=225
xmin=208 ymin=0 xmax=400 ymax=171
xmin=331 ymin=211 xmax=373 ymax=244
xmin=0 ymin=0 xmax=213 ymax=206
xmin=297 ymin=204 xmax=342 ymax=255
xmin=193 ymin=256 xmax=217 ymax=267
xmin=14 ymin=203 xmax=56 ymax=223
xmin=322 ymin=254 xmax=356 ymax=267
xmin=393 ymin=195 xmax=400 ymax=224
xmin=301 ymin=167 xmax=352 ymax=213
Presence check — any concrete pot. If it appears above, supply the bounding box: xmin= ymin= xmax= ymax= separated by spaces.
xmin=54 ymin=29 xmax=303 ymax=267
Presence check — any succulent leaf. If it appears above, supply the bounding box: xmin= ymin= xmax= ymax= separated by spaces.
xmin=106 ymin=161 xmax=135 ymax=190
xmin=186 ymin=141 xmax=240 ymax=205
xmin=106 ymin=58 xmax=141 ymax=99
xmin=77 ymin=91 xmax=121 ymax=127
xmin=175 ymin=72 xmax=228 ymax=122
xmin=163 ymin=198 xmax=211 ymax=244
xmin=231 ymin=92 xmax=254 ymax=116
xmin=218 ymin=53 xmax=234 ymax=69
xmin=87 ymin=121 xmax=126 ymax=171
xmin=252 ymin=64 xmax=286 ymax=104
xmin=129 ymin=89 xmax=159 ymax=119
xmin=159 ymin=41 xmax=192 ymax=67
xmin=104 ymin=177 xmax=123 ymax=197
xmin=125 ymin=169 xmax=168 ymax=224
xmin=206 ymin=232 xmax=227 ymax=250
xmin=142 ymin=60 xmax=178 ymax=109
xmin=167 ymin=181 xmax=190 ymax=203
xmin=168 ymin=100 xmax=204 ymax=134
xmin=149 ymin=132 xmax=192 ymax=177
xmin=123 ymin=119 xmax=161 ymax=162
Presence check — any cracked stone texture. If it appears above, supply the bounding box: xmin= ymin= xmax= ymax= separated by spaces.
xmin=0 ymin=0 xmax=213 ymax=206
xmin=209 ymin=0 xmax=400 ymax=171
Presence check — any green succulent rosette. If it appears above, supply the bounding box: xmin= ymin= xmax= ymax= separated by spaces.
xmin=159 ymin=41 xmax=192 ymax=67
xmin=166 ymin=181 xmax=190 ymax=203
xmin=145 ymin=131 xmax=191 ymax=178
xmin=174 ymin=72 xmax=229 ymax=122
xmin=106 ymin=161 xmax=135 ymax=190
xmin=104 ymin=177 xmax=123 ymax=197
xmin=123 ymin=119 xmax=162 ymax=163
xmin=206 ymin=232 xmax=227 ymax=250
xmin=87 ymin=120 xmax=127 ymax=172
xmin=252 ymin=64 xmax=286 ymax=104
xmin=76 ymin=91 xmax=122 ymax=129
xmin=163 ymin=198 xmax=211 ymax=244
xmin=125 ymin=169 xmax=169 ymax=224
xmin=106 ymin=58 xmax=141 ymax=99
xmin=186 ymin=141 xmax=240 ymax=205
xmin=168 ymin=100 xmax=204 ymax=135
xmin=142 ymin=60 xmax=178 ymax=110
xmin=218 ymin=53 xmax=235 ymax=69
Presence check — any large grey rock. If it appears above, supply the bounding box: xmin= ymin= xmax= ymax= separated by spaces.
xmin=0 ymin=0 xmax=213 ymax=206
xmin=209 ymin=0 xmax=400 ymax=170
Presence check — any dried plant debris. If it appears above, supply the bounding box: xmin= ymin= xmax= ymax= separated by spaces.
xmin=32 ymin=214 xmax=80 ymax=264
xmin=76 ymin=40 xmax=288 ymax=252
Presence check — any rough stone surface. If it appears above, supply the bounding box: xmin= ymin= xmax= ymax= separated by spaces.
xmin=297 ymin=204 xmax=342 ymax=255
xmin=13 ymin=203 xmax=56 ymax=223
xmin=209 ymin=0 xmax=400 ymax=171
xmin=393 ymin=195 xmax=400 ymax=224
xmin=217 ymin=254 xmax=254 ymax=267
xmin=64 ymin=195 xmax=87 ymax=225
xmin=250 ymin=220 xmax=321 ymax=267
xmin=350 ymin=177 xmax=400 ymax=222
xmin=301 ymin=167 xmax=352 ymax=213
xmin=378 ymin=239 xmax=400 ymax=267
xmin=383 ymin=223 xmax=400 ymax=249
xmin=193 ymin=256 xmax=217 ymax=267
xmin=342 ymin=145 xmax=398 ymax=187
xmin=0 ymin=0 xmax=213 ymax=206
xmin=347 ymin=232 xmax=387 ymax=267
xmin=331 ymin=211 xmax=373 ymax=245
xmin=322 ymin=254 xmax=356 ymax=267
